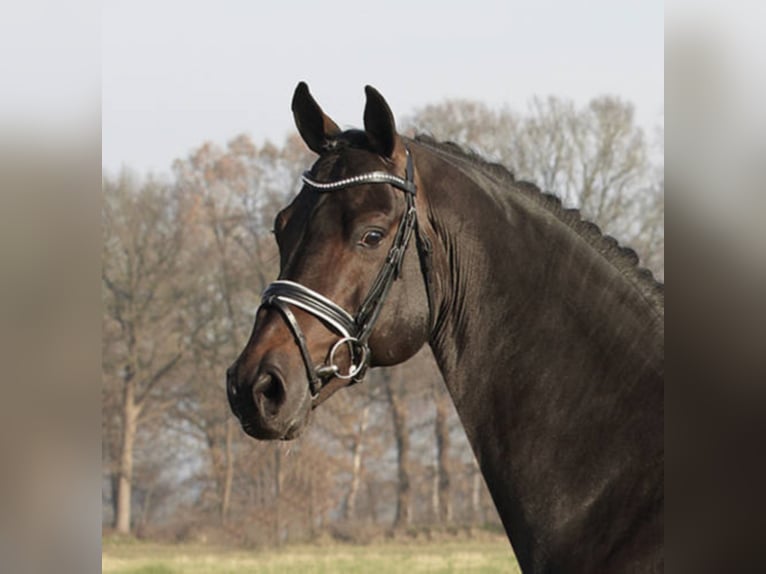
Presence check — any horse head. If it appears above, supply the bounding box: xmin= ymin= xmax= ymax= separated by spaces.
xmin=227 ymin=83 xmax=431 ymax=440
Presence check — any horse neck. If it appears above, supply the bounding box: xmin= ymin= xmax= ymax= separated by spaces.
xmin=415 ymin=142 xmax=664 ymax=570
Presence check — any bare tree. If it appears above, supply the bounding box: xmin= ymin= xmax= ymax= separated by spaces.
xmin=342 ymin=404 xmax=370 ymax=521
xmin=406 ymin=95 xmax=664 ymax=277
xmin=382 ymin=366 xmax=412 ymax=530
xmin=102 ymin=172 xmax=194 ymax=534
xmin=433 ymin=384 xmax=453 ymax=523
xmin=168 ymin=133 xmax=310 ymax=527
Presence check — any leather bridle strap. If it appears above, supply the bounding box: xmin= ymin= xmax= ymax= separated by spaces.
xmin=258 ymin=148 xmax=418 ymax=398
xmin=355 ymin=189 xmax=416 ymax=341
xmin=263 ymin=297 xmax=324 ymax=396
xmin=262 ymin=280 xmax=356 ymax=339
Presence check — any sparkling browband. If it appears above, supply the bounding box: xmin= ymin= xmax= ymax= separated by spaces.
xmin=302 ymin=171 xmax=416 ymax=195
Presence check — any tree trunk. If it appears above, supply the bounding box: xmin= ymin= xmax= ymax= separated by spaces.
xmin=308 ymin=472 xmax=316 ymax=538
xmin=343 ymin=404 xmax=369 ymax=521
xmin=221 ymin=416 xmax=234 ymax=525
xmin=386 ymin=370 xmax=411 ymax=530
xmin=115 ymin=374 xmax=139 ymax=534
xmin=366 ymin=478 xmax=379 ymax=525
xmin=273 ymin=444 xmax=282 ymax=546
xmin=110 ymin=470 xmax=119 ymax=527
xmin=470 ymin=459 xmax=483 ymax=525
xmin=431 ymin=461 xmax=439 ymax=522
xmin=138 ymin=485 xmax=154 ymax=532
xmin=435 ymin=390 xmax=453 ymax=523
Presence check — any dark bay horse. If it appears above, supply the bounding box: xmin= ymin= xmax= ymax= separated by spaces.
xmin=227 ymin=83 xmax=664 ymax=572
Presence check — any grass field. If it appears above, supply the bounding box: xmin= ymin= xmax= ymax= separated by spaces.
xmin=102 ymin=537 xmax=520 ymax=574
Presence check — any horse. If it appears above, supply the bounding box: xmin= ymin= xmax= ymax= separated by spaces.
xmin=226 ymin=82 xmax=664 ymax=573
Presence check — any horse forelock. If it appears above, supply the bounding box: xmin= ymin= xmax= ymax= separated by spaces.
xmin=308 ymin=130 xmax=391 ymax=180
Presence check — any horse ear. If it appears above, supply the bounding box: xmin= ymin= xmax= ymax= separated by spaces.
xmin=291 ymin=82 xmax=341 ymax=154
xmin=363 ymin=85 xmax=400 ymax=158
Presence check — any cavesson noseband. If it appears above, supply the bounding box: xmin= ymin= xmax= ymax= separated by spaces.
xmin=259 ymin=148 xmax=419 ymax=399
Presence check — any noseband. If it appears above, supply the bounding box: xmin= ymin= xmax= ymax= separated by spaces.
xmin=259 ymin=148 xmax=422 ymax=400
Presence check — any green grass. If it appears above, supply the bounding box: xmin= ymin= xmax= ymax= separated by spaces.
xmin=102 ymin=538 xmax=520 ymax=574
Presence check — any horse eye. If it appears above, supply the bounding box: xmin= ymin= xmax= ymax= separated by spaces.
xmin=360 ymin=229 xmax=385 ymax=248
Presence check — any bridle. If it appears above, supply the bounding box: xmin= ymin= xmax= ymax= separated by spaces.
xmin=258 ymin=147 xmax=426 ymax=401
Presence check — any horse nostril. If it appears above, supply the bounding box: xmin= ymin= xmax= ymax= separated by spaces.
xmin=253 ymin=370 xmax=286 ymax=415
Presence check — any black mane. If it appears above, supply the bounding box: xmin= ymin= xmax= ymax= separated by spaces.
xmin=412 ymin=134 xmax=664 ymax=312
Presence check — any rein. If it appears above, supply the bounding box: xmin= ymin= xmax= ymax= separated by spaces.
xmin=259 ymin=148 xmax=421 ymax=401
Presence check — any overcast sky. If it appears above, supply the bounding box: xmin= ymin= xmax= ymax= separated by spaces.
xmin=102 ymin=0 xmax=663 ymax=177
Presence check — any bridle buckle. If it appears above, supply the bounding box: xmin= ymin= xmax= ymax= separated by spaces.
xmin=324 ymin=336 xmax=368 ymax=380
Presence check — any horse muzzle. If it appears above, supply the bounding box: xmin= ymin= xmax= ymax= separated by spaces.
xmin=226 ymin=349 xmax=312 ymax=440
